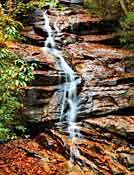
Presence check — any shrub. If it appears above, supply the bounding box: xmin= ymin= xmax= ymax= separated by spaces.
xmin=0 ymin=0 xmax=63 ymax=142
xmin=0 ymin=14 xmax=23 ymax=41
xmin=0 ymin=1 xmax=35 ymax=142
xmin=84 ymin=0 xmax=134 ymax=49
xmin=0 ymin=48 xmax=35 ymax=142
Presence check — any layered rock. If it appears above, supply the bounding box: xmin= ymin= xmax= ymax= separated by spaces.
xmin=2 ymin=5 xmax=134 ymax=175
xmin=65 ymin=43 xmax=134 ymax=118
xmin=46 ymin=41 xmax=134 ymax=174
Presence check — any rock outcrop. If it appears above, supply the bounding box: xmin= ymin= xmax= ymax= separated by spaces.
xmin=1 ymin=4 xmax=134 ymax=175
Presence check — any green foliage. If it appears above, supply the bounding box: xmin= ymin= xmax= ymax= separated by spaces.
xmin=0 ymin=0 xmax=64 ymax=143
xmin=120 ymin=12 xmax=134 ymax=31
xmin=128 ymin=165 xmax=134 ymax=171
xmin=12 ymin=1 xmax=33 ymax=19
xmin=1 ymin=0 xmax=63 ymax=25
xmin=0 ymin=0 xmax=40 ymax=143
xmin=32 ymin=0 xmax=63 ymax=9
xmin=0 ymin=2 xmax=35 ymax=140
xmin=84 ymin=0 xmax=121 ymax=17
xmin=44 ymin=0 xmax=62 ymax=9
xmin=0 ymin=48 xmax=35 ymax=142
xmin=84 ymin=0 xmax=102 ymax=15
xmin=119 ymin=12 xmax=134 ymax=48
xmin=84 ymin=0 xmax=134 ymax=49
xmin=0 ymin=14 xmax=23 ymax=41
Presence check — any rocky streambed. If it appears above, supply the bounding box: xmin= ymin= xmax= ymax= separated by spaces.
xmin=0 ymin=5 xmax=134 ymax=175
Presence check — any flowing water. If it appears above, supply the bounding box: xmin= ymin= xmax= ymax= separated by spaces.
xmin=41 ymin=11 xmax=81 ymax=164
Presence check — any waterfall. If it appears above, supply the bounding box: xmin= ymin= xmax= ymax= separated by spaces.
xmin=41 ymin=11 xmax=81 ymax=164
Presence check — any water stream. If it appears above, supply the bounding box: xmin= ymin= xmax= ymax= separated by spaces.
xmin=41 ymin=11 xmax=81 ymax=164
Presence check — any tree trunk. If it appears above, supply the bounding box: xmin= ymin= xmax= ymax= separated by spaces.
xmin=119 ymin=0 xmax=128 ymax=16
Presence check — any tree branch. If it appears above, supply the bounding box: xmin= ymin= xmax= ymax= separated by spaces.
xmin=119 ymin=0 xmax=128 ymax=16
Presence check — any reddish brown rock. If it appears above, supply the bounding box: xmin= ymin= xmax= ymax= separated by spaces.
xmin=2 ymin=5 xmax=134 ymax=175
xmin=79 ymin=33 xmax=120 ymax=42
xmin=64 ymin=43 xmax=134 ymax=118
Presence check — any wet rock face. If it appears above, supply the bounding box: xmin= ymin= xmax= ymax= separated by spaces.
xmin=6 ymin=5 xmax=134 ymax=175
xmin=65 ymin=42 xmax=134 ymax=119
xmin=33 ymin=6 xmax=102 ymax=34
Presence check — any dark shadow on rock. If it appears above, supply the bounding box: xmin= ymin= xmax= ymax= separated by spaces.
xmin=63 ymin=20 xmax=118 ymax=35
xmin=22 ymin=35 xmax=45 ymax=47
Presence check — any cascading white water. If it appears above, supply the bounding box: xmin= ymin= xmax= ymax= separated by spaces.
xmin=41 ymin=11 xmax=81 ymax=164
xmin=43 ymin=12 xmax=55 ymax=48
